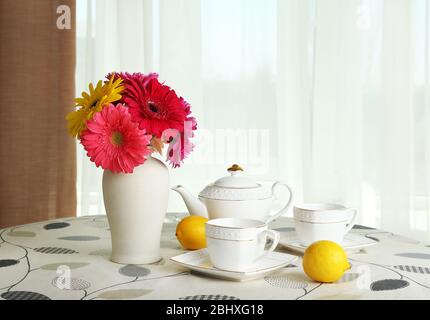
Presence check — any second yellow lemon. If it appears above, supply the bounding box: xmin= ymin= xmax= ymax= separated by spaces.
xmin=176 ymin=216 xmax=208 ymax=250
xmin=302 ymin=240 xmax=350 ymax=283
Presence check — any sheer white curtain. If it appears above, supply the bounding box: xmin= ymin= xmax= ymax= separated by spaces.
xmin=76 ymin=0 xmax=430 ymax=242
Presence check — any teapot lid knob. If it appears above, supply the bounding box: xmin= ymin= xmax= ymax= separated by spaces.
xmin=210 ymin=163 xmax=260 ymax=189
xmin=227 ymin=164 xmax=243 ymax=172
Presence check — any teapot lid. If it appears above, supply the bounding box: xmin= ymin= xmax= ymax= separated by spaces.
xmin=198 ymin=164 xmax=272 ymax=201
xmin=213 ymin=164 xmax=259 ymax=188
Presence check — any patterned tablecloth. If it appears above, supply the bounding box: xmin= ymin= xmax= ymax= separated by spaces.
xmin=0 ymin=214 xmax=429 ymax=300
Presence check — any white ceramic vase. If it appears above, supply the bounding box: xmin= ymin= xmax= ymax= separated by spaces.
xmin=102 ymin=156 xmax=169 ymax=264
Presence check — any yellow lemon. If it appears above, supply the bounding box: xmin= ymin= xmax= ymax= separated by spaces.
xmin=176 ymin=216 xmax=208 ymax=250
xmin=302 ymin=240 xmax=350 ymax=283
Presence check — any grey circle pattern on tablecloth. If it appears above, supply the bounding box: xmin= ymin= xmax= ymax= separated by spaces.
xmin=7 ymin=230 xmax=35 ymax=237
xmin=0 ymin=259 xmax=20 ymax=268
xmin=52 ymin=277 xmax=91 ymax=290
xmin=370 ymin=279 xmax=410 ymax=291
xmin=394 ymin=253 xmax=430 ymax=260
xmin=89 ymin=249 xmax=111 ymax=257
xmin=98 ymin=289 xmax=152 ymax=300
xmin=1 ymin=291 xmax=51 ymax=300
xmin=43 ymin=222 xmax=70 ymax=230
xmin=264 ymin=275 xmax=308 ymax=289
xmin=119 ymin=265 xmax=151 ymax=278
xmin=33 ymin=247 xmax=78 ymax=254
xmin=40 ymin=262 xmax=89 ymax=270
xmin=393 ymin=265 xmax=430 ymax=274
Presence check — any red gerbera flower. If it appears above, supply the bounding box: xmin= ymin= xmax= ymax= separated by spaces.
xmin=106 ymin=72 xmax=158 ymax=97
xmin=123 ymin=77 xmax=191 ymax=138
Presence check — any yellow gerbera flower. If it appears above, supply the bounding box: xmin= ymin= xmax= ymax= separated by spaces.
xmin=66 ymin=76 xmax=124 ymax=137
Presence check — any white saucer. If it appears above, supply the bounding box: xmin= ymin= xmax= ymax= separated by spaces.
xmin=170 ymin=249 xmax=298 ymax=282
xmin=279 ymin=232 xmax=378 ymax=254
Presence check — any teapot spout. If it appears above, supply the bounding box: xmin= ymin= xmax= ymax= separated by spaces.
xmin=171 ymin=185 xmax=208 ymax=219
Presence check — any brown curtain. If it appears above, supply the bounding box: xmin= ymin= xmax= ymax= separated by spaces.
xmin=0 ymin=0 xmax=76 ymax=227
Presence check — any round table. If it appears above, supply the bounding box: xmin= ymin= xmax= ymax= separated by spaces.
xmin=0 ymin=214 xmax=429 ymax=300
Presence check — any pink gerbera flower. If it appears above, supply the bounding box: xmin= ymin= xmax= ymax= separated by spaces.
xmin=162 ymin=120 xmax=194 ymax=168
xmin=122 ymin=77 xmax=191 ymax=138
xmin=80 ymin=104 xmax=152 ymax=173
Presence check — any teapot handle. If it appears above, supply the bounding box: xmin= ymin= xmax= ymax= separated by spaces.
xmin=266 ymin=181 xmax=293 ymax=223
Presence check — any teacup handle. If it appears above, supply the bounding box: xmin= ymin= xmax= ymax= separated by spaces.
xmin=344 ymin=208 xmax=358 ymax=235
xmin=266 ymin=181 xmax=293 ymax=223
xmin=254 ymin=230 xmax=280 ymax=262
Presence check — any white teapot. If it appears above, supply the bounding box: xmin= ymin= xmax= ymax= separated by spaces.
xmin=171 ymin=164 xmax=293 ymax=223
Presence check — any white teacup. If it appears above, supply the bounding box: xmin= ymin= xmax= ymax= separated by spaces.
xmin=205 ymin=218 xmax=280 ymax=272
xmin=293 ymin=203 xmax=358 ymax=246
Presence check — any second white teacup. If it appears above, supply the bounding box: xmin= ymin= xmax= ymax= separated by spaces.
xmin=205 ymin=218 xmax=280 ymax=272
xmin=293 ymin=203 xmax=358 ymax=246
